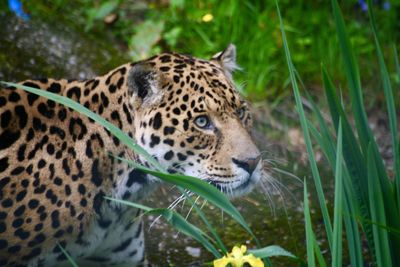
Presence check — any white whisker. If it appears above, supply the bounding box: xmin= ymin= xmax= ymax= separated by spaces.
xmin=258 ymin=181 xmax=276 ymax=215
xmin=185 ymin=195 xmax=201 ymax=220
xmin=200 ymin=199 xmax=207 ymax=210
xmin=271 ymin=167 xmax=302 ymax=184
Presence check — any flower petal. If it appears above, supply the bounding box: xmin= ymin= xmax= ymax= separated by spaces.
xmin=213 ymin=257 xmax=231 ymax=267
xmin=244 ymin=254 xmax=265 ymax=267
xmin=202 ymin=13 xmax=213 ymax=22
xmin=232 ymin=246 xmax=244 ymax=258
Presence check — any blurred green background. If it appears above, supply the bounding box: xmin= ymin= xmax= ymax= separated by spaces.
xmin=2 ymin=0 xmax=399 ymax=103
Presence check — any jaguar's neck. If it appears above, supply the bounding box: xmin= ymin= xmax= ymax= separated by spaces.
xmin=63 ymin=63 xmax=135 ymax=135
xmin=61 ymin=64 xmax=149 ymax=192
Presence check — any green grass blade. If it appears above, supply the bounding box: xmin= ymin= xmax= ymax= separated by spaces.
xmin=322 ymin=67 xmax=374 ymax=246
xmin=367 ymin=144 xmax=393 ymax=267
xmin=276 ymin=0 xmax=332 ymax=249
xmin=332 ymin=120 xmax=343 ymax=267
xmin=313 ymin=233 xmax=327 ymax=267
xmin=307 ymin=101 xmax=363 ymax=267
xmin=363 ymin=3 xmax=400 ymax=257
xmin=106 ymin=198 xmax=153 ymax=212
xmin=393 ymin=44 xmax=400 ymax=83
xmin=313 ymin=71 xmax=363 ymax=266
xmin=309 ymin=120 xmax=363 ymax=267
xmin=105 ymin=197 xmax=221 ymax=258
xmin=321 ymin=68 xmax=366 ymax=179
xmin=341 ymin=163 xmax=364 ymax=267
xmin=370 ymin=132 xmax=400 ymax=264
xmin=323 ymin=51 xmax=400 ymax=266
xmin=367 ymin=0 xmax=400 ymax=210
xmin=303 ymin=180 xmax=315 ymax=267
xmin=331 ymin=0 xmax=370 ymax=153
xmin=1 ymin=81 xmax=163 ymax=171
xmin=358 ymin=217 xmax=400 ymax=237
xmin=332 ymin=5 xmax=395 ymax=215
xmin=57 ymin=243 xmax=79 ymax=267
xmin=305 ymin=96 xmax=335 ymax=162
xmin=181 ymin=190 xmax=228 ymax=254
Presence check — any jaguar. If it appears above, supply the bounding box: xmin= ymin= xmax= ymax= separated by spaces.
xmin=0 ymin=44 xmax=263 ymax=266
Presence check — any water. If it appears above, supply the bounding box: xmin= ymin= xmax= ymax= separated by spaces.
xmin=0 ymin=14 xmax=335 ymax=266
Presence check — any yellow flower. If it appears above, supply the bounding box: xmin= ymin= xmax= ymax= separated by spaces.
xmin=202 ymin=13 xmax=213 ymax=22
xmin=213 ymin=245 xmax=264 ymax=267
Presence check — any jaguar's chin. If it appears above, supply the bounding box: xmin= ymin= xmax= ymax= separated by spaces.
xmin=208 ymin=172 xmax=261 ymax=199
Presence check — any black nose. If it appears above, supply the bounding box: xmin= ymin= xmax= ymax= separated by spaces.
xmin=232 ymin=156 xmax=261 ymax=175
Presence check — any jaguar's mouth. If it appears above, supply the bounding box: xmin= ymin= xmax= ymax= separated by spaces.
xmin=208 ymin=176 xmax=254 ymax=197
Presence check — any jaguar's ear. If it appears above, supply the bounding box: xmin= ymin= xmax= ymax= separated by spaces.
xmin=127 ymin=63 xmax=164 ymax=107
xmin=211 ymin=44 xmax=239 ymax=78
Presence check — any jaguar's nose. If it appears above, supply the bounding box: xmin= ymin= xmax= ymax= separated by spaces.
xmin=232 ymin=155 xmax=261 ymax=176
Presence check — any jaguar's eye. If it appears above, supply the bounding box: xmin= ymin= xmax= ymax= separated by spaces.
xmin=238 ymin=107 xmax=246 ymax=119
xmin=194 ymin=115 xmax=211 ymax=129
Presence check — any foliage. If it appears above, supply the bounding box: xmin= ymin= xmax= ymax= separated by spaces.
xmin=3 ymin=0 xmax=399 ymax=101
xmin=277 ymin=0 xmax=400 ymax=265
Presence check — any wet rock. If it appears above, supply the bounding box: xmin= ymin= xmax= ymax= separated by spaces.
xmin=0 ymin=13 xmax=129 ymax=81
xmin=185 ymin=246 xmax=201 ymax=258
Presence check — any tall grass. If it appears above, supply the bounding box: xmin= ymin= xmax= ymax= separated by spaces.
xmin=157 ymin=1 xmax=399 ymax=101
xmin=277 ymin=0 xmax=400 ymax=265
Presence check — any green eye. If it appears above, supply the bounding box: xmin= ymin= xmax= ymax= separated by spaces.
xmin=194 ymin=115 xmax=211 ymax=129
xmin=238 ymin=107 xmax=245 ymax=119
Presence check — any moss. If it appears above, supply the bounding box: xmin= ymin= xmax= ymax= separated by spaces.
xmin=0 ymin=13 xmax=129 ymax=81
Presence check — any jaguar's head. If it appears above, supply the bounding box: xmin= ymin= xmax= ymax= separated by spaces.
xmin=128 ymin=45 xmax=262 ymax=197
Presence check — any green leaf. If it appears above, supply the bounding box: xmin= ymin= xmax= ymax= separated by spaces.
xmin=313 ymin=232 xmax=327 ymax=267
xmin=332 ymin=7 xmax=395 ymax=222
xmin=276 ymin=0 xmax=333 ymax=250
xmin=367 ymin=0 xmax=400 ymax=212
xmin=322 ymin=68 xmax=374 ymax=251
xmin=332 ymin=120 xmax=343 ymax=267
xmin=367 ymin=144 xmax=393 ymax=267
xmin=249 ymin=245 xmax=297 ymax=259
xmin=342 ymin=180 xmax=363 ymax=267
xmin=181 ymin=190 xmax=227 ymax=254
xmin=57 ymin=243 xmax=79 ymax=267
xmin=105 ymin=197 xmax=221 ymax=258
xmin=94 ymin=1 xmax=118 ymax=20
xmin=366 ymin=3 xmax=400 ymax=263
xmin=85 ymin=1 xmax=118 ymax=31
xmin=393 ymin=44 xmax=400 ymax=83
xmin=163 ymin=27 xmax=182 ymax=47
xmin=331 ymin=0 xmax=370 ymax=154
xmin=129 ymin=20 xmax=165 ymax=60
xmin=170 ymin=0 xmax=185 ymax=9
xmin=303 ymin=180 xmax=315 ymax=267
xmin=307 ymin=97 xmax=363 ymax=267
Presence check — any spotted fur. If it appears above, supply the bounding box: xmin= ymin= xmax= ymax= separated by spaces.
xmin=0 ymin=44 xmax=262 ymax=266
